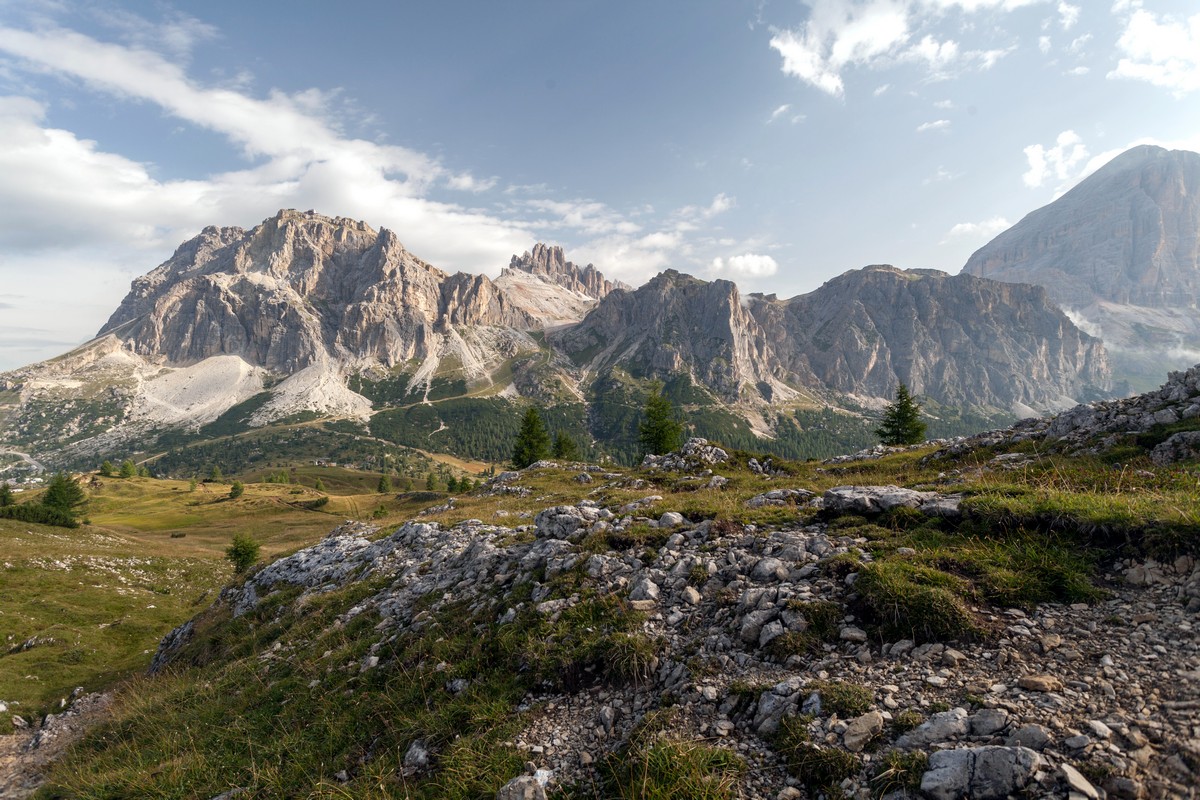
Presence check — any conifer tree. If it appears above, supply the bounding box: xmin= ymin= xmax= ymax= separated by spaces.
xmin=119 ymin=459 xmax=137 ymax=478
xmin=875 ymin=383 xmax=927 ymax=446
xmin=377 ymin=474 xmax=392 ymax=494
xmin=0 ymin=481 xmax=13 ymax=507
xmin=41 ymin=472 xmax=86 ymax=518
xmin=446 ymin=475 xmax=459 ymax=493
xmin=552 ymin=430 xmax=580 ymax=461
xmin=314 ymin=478 xmax=325 ymax=492
xmin=511 ymin=407 xmax=551 ymax=468
xmin=637 ymin=384 xmax=684 ymax=458
xmin=99 ymin=460 xmax=115 ymax=477
xmin=228 ymin=480 xmax=244 ymax=499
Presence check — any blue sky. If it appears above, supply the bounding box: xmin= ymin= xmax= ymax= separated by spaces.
xmin=0 ymin=0 xmax=1197 ymax=369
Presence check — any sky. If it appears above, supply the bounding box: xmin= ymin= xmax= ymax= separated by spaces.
xmin=0 ymin=0 xmax=1197 ymax=370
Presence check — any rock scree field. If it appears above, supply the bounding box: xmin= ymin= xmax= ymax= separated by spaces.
xmin=4 ymin=366 xmax=1200 ymax=798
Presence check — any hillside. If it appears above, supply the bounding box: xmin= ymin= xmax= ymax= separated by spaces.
xmin=10 ymin=366 xmax=1200 ymax=799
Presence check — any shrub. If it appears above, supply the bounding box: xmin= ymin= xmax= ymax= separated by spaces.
xmin=225 ymin=534 xmax=260 ymax=573
xmin=228 ymin=481 xmax=244 ymax=499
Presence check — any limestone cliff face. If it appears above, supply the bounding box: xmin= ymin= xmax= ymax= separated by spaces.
xmin=100 ymin=210 xmax=540 ymax=372
xmin=749 ymin=266 xmax=1110 ymax=412
xmin=557 ymin=266 xmax=1109 ymax=414
xmin=553 ymin=270 xmax=801 ymax=403
xmin=962 ymin=146 xmax=1200 ymax=308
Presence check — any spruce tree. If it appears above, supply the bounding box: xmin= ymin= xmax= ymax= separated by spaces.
xmin=875 ymin=383 xmax=927 ymax=446
xmin=119 ymin=459 xmax=137 ymax=478
xmin=377 ymin=474 xmax=392 ymax=494
xmin=314 ymin=478 xmax=325 ymax=492
xmin=41 ymin=472 xmax=86 ymax=518
xmin=0 ymin=481 xmax=13 ymax=507
xmin=99 ymin=460 xmax=115 ymax=477
xmin=637 ymin=384 xmax=684 ymax=458
xmin=552 ymin=430 xmax=580 ymax=461
xmin=511 ymin=407 xmax=551 ymax=468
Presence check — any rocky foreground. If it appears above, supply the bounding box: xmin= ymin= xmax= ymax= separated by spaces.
xmin=137 ymin=441 xmax=1200 ymax=798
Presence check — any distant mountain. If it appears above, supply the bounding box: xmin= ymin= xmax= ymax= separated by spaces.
xmin=0 ymin=210 xmax=1110 ymax=471
xmin=961 ymin=145 xmax=1200 ymax=389
xmin=556 ymin=266 xmax=1108 ymax=418
xmin=963 ymin=145 xmax=1200 ymax=307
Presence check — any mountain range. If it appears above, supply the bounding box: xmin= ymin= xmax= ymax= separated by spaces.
xmin=1 ymin=205 xmax=1111 ymax=472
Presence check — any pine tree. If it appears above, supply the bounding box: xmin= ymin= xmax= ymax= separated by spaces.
xmin=426 ymin=472 xmax=437 ymax=491
xmin=0 ymin=481 xmax=13 ymax=507
xmin=511 ymin=407 xmax=551 ymax=468
xmin=41 ymin=472 xmax=86 ymax=518
xmin=228 ymin=480 xmax=245 ymax=499
xmin=446 ymin=475 xmax=459 ymax=493
xmin=875 ymin=383 xmax=927 ymax=446
xmin=314 ymin=478 xmax=325 ymax=492
xmin=637 ymin=384 xmax=684 ymax=458
xmin=377 ymin=474 xmax=392 ymax=494
xmin=552 ymin=431 xmax=580 ymax=461
xmin=99 ymin=460 xmax=115 ymax=477
xmin=119 ymin=459 xmax=137 ymax=478
xmin=209 ymin=465 xmax=223 ymax=482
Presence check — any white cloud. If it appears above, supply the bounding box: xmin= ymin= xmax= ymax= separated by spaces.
xmin=942 ymin=215 xmax=1011 ymax=241
xmin=1108 ymin=7 xmax=1200 ymax=94
xmin=769 ymin=0 xmax=1044 ymax=95
xmin=446 ymin=173 xmax=499 ymax=193
xmin=1067 ymin=33 xmax=1091 ymax=54
xmin=710 ymin=253 xmax=779 ymax=277
xmin=768 ymin=103 xmax=792 ymax=122
xmin=933 ymin=98 xmax=955 ymax=108
xmin=916 ymin=118 xmax=951 ymax=132
xmin=1057 ymin=2 xmax=1080 ymax=30
xmin=1038 ymin=35 xmax=1052 ymax=53
xmin=1022 ymin=129 xmax=1089 ymax=188
xmin=873 ymin=82 xmax=891 ymax=95
xmin=1065 ymin=65 xmax=1089 ymax=76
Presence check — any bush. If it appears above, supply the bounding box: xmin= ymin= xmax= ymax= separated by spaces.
xmin=0 ymin=503 xmax=79 ymax=528
xmin=228 ymin=481 xmax=244 ymax=499
xmin=225 ymin=534 xmax=260 ymax=573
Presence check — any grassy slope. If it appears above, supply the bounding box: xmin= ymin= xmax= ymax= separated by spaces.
xmin=0 ymin=471 xmax=460 ymax=733
xmin=23 ymin=428 xmax=1200 ymax=797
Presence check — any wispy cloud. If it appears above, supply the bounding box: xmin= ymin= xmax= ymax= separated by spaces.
xmin=916 ymin=118 xmax=951 ymax=132
xmin=941 ymin=215 xmax=1010 ymax=242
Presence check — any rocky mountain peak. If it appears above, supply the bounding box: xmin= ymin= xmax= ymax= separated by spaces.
xmin=962 ymin=145 xmax=1200 ymax=308
xmin=505 ymin=242 xmax=624 ymax=300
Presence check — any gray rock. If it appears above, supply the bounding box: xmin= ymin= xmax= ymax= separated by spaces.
xmin=1061 ymin=763 xmax=1100 ymax=799
xmin=495 ymin=775 xmax=547 ymax=800
xmin=629 ymin=577 xmax=660 ymax=602
xmin=968 ymin=708 xmax=1011 ymax=737
xmin=823 ymin=485 xmax=939 ymax=515
xmin=897 ymin=708 xmax=969 ymax=749
xmin=1007 ymin=723 xmax=1053 ymax=751
xmin=843 ymin=710 xmax=884 ymax=752
xmin=920 ymin=746 xmax=1042 ymax=800
xmin=751 ymin=557 xmax=787 ymax=582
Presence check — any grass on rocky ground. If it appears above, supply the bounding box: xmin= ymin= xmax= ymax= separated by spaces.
xmin=16 ymin=427 xmax=1200 ymax=794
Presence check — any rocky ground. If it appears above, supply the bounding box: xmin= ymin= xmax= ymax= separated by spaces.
xmin=140 ymin=438 xmax=1200 ymax=798
xmin=0 ymin=692 xmax=110 ymax=799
